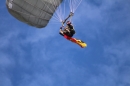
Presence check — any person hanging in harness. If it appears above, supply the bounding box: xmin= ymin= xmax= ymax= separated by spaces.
xmin=59 ymin=12 xmax=87 ymax=48
xmin=59 ymin=21 xmax=75 ymax=38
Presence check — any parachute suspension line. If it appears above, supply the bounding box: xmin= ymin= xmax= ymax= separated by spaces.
xmin=69 ymin=0 xmax=82 ymax=13
xmin=51 ymin=0 xmax=66 ymax=23
xmin=49 ymin=0 xmax=68 ymax=23
xmin=39 ymin=0 xmax=82 ymax=25
xmin=47 ymin=0 xmax=62 ymax=22
xmin=69 ymin=0 xmax=74 ymax=12
xmin=54 ymin=0 xmax=68 ymax=23
xmin=63 ymin=0 xmax=67 ymax=22
xmin=39 ymin=0 xmax=65 ymax=24
xmin=73 ymin=0 xmax=82 ymax=13
xmin=69 ymin=15 xmax=73 ymax=22
xmin=63 ymin=0 xmax=82 ymax=24
xmin=73 ymin=0 xmax=77 ymax=12
xmin=56 ymin=0 xmax=63 ymax=22
xmin=52 ymin=0 xmax=62 ymax=21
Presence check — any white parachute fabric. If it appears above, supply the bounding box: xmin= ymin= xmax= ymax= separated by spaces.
xmin=6 ymin=0 xmax=62 ymax=28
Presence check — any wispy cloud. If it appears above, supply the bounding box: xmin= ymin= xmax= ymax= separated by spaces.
xmin=0 ymin=0 xmax=130 ymax=86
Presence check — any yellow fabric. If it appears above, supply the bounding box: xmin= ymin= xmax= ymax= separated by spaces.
xmin=75 ymin=40 xmax=87 ymax=48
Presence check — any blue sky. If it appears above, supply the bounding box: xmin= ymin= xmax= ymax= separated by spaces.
xmin=0 ymin=0 xmax=130 ymax=86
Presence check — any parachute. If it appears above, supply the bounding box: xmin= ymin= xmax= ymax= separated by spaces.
xmin=6 ymin=0 xmax=82 ymax=28
xmin=6 ymin=0 xmax=62 ymax=28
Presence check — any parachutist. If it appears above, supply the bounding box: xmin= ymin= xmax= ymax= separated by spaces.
xmin=59 ymin=21 xmax=75 ymax=37
xmin=59 ymin=21 xmax=87 ymax=48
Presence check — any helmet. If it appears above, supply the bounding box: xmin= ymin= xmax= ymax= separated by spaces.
xmin=66 ymin=21 xmax=71 ymax=25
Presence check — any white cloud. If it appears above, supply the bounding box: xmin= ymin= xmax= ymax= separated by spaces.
xmin=0 ymin=0 xmax=130 ymax=86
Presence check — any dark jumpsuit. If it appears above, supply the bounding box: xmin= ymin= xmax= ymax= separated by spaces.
xmin=59 ymin=24 xmax=75 ymax=37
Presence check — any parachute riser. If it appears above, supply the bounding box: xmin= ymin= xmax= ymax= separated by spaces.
xmin=62 ymin=12 xmax=74 ymax=26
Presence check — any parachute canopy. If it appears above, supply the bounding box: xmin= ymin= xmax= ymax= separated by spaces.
xmin=6 ymin=0 xmax=62 ymax=28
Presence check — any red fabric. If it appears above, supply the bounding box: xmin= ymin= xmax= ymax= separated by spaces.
xmin=64 ymin=35 xmax=71 ymax=39
xmin=64 ymin=35 xmax=77 ymax=43
xmin=63 ymin=35 xmax=83 ymax=48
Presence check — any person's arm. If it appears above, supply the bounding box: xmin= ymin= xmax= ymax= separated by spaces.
xmin=62 ymin=12 xmax=74 ymax=24
xmin=65 ymin=28 xmax=70 ymax=33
